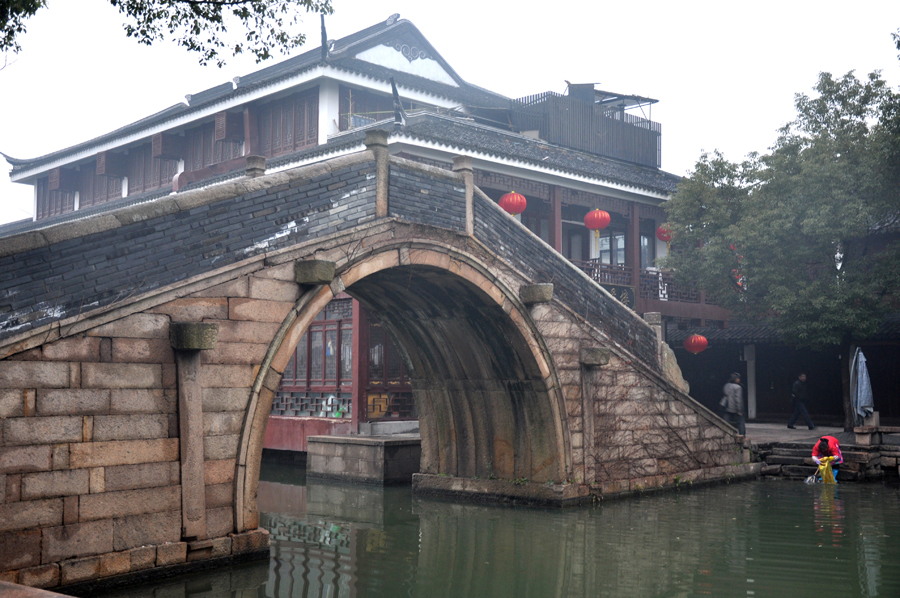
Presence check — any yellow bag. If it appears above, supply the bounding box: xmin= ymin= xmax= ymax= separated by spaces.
xmin=817 ymin=456 xmax=836 ymax=484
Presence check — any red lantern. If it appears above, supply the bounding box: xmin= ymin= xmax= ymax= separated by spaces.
xmin=584 ymin=209 xmax=611 ymax=232
xmin=656 ymin=225 xmax=672 ymax=242
xmin=499 ymin=191 xmax=527 ymax=215
xmin=683 ymin=334 xmax=708 ymax=354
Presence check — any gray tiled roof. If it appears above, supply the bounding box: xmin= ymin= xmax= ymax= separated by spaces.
xmin=268 ymin=111 xmax=679 ymax=195
xmin=393 ymin=113 xmax=680 ymax=194
xmin=1 ymin=110 xmax=679 ymax=239
xmin=0 ymin=186 xmax=174 ymax=237
xmin=4 ymin=17 xmax=507 ymax=177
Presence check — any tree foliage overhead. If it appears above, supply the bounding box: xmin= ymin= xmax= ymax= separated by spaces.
xmin=1 ymin=0 xmax=45 ymax=56
xmin=662 ymin=70 xmax=900 ymax=350
xmin=1 ymin=0 xmax=333 ymax=66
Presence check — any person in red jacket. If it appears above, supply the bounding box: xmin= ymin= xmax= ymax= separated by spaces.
xmin=812 ymin=436 xmax=843 ymax=482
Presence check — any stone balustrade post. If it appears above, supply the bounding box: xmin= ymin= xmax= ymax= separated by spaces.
xmin=365 ymin=129 xmax=390 ymax=218
xmin=452 ymin=155 xmax=474 ymax=236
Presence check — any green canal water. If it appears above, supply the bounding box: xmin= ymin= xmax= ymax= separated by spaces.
xmin=96 ymin=461 xmax=900 ymax=597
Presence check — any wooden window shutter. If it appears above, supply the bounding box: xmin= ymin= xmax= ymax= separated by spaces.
xmin=95 ymin=151 xmax=127 ymax=178
xmin=151 ymin=133 xmax=185 ymax=161
xmin=215 ymin=111 xmax=244 ymax=143
xmin=48 ymin=167 xmax=80 ymax=192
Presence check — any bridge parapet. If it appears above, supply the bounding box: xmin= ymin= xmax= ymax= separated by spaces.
xmin=0 ymin=153 xmax=379 ymax=355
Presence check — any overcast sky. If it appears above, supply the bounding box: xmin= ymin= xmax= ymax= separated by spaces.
xmin=2 ymin=0 xmax=899 ymax=225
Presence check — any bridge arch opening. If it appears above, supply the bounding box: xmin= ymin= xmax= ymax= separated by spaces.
xmin=237 ymin=245 xmax=569 ymax=530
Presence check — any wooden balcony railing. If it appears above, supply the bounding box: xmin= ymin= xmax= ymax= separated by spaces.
xmin=572 ymin=259 xmax=726 ymax=318
xmin=573 ymin=260 xmax=632 ymax=286
xmin=638 ymin=270 xmax=700 ymax=303
xmin=574 ymin=260 xmax=708 ymax=303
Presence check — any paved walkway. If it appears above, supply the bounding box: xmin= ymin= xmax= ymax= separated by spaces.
xmin=744 ymin=422 xmax=850 ymax=446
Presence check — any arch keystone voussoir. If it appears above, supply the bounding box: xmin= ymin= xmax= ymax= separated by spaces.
xmin=294 ymin=260 xmax=336 ymax=285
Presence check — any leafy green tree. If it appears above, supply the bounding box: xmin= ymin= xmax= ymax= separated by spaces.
xmin=1 ymin=0 xmax=333 ymax=66
xmin=662 ymin=71 xmax=900 ymax=429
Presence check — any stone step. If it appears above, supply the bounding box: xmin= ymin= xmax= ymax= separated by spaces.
xmin=768 ymin=448 xmax=811 ymax=458
xmin=761 ymin=464 xmax=782 ymax=475
xmin=766 ymin=456 xmax=807 ymax=465
xmin=844 ymin=451 xmax=881 ymax=464
xmin=854 ymin=426 xmax=900 ymax=433
xmin=782 ymin=464 xmax=817 ymax=478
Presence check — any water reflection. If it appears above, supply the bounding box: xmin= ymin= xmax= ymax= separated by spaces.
xmin=87 ymin=561 xmax=269 ymax=598
xmin=257 ymin=463 xmax=900 ymax=598
xmin=87 ymin=465 xmax=900 ymax=597
xmin=813 ymin=485 xmax=845 ymax=547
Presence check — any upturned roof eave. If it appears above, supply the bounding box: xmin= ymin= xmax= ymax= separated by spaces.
xmin=6 ymin=18 xmax=506 ymax=180
xmin=7 ymin=68 xmax=494 ymax=182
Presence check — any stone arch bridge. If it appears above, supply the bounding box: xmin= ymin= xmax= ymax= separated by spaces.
xmin=0 ymin=132 xmax=757 ymax=589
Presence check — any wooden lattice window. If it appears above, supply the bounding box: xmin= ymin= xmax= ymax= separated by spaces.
xmin=280 ymin=298 xmax=353 ymax=393
xmin=126 ymin=145 xmax=177 ymax=196
xmin=183 ymin=122 xmax=242 ymax=173
xmin=79 ymin=163 xmax=121 ymax=209
xmin=35 ymin=177 xmax=75 ymax=220
xmin=365 ymin=321 xmax=416 ymax=420
xmin=258 ymin=87 xmax=319 ymax=158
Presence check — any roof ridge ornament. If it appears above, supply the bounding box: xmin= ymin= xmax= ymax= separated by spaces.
xmin=320 ymin=13 xmax=328 ymax=62
xmin=386 ymin=13 xmax=400 ymax=25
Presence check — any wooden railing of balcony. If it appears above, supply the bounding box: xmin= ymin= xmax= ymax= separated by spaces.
xmin=572 ymin=260 xmax=728 ymax=319
xmin=573 ymin=260 xmax=632 ymax=286
xmin=638 ymin=270 xmax=700 ymax=303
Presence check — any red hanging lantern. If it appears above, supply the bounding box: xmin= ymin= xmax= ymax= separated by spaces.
xmin=499 ymin=191 xmax=527 ymax=215
xmin=584 ymin=209 xmax=611 ymax=232
xmin=656 ymin=225 xmax=672 ymax=242
xmin=683 ymin=334 xmax=708 ymax=355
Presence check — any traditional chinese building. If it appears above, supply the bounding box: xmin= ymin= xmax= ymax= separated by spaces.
xmin=3 ymin=14 xmax=731 ymax=452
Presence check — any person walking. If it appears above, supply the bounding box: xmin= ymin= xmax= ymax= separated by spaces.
xmin=722 ymin=372 xmax=745 ymax=436
xmin=788 ymin=373 xmax=816 ymax=430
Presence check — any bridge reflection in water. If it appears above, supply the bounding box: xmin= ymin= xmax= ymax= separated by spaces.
xmin=87 ymin=461 xmax=900 ymax=597
xmin=251 ymin=462 xmax=900 ymax=598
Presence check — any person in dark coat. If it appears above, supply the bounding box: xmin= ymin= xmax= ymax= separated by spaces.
xmin=787 ymin=373 xmax=815 ymax=430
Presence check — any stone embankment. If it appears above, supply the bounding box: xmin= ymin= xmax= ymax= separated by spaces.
xmin=757 ymin=443 xmax=900 ymax=481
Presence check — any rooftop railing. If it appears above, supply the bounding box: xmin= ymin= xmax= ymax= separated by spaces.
xmin=510 ymin=92 xmax=661 ymax=168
